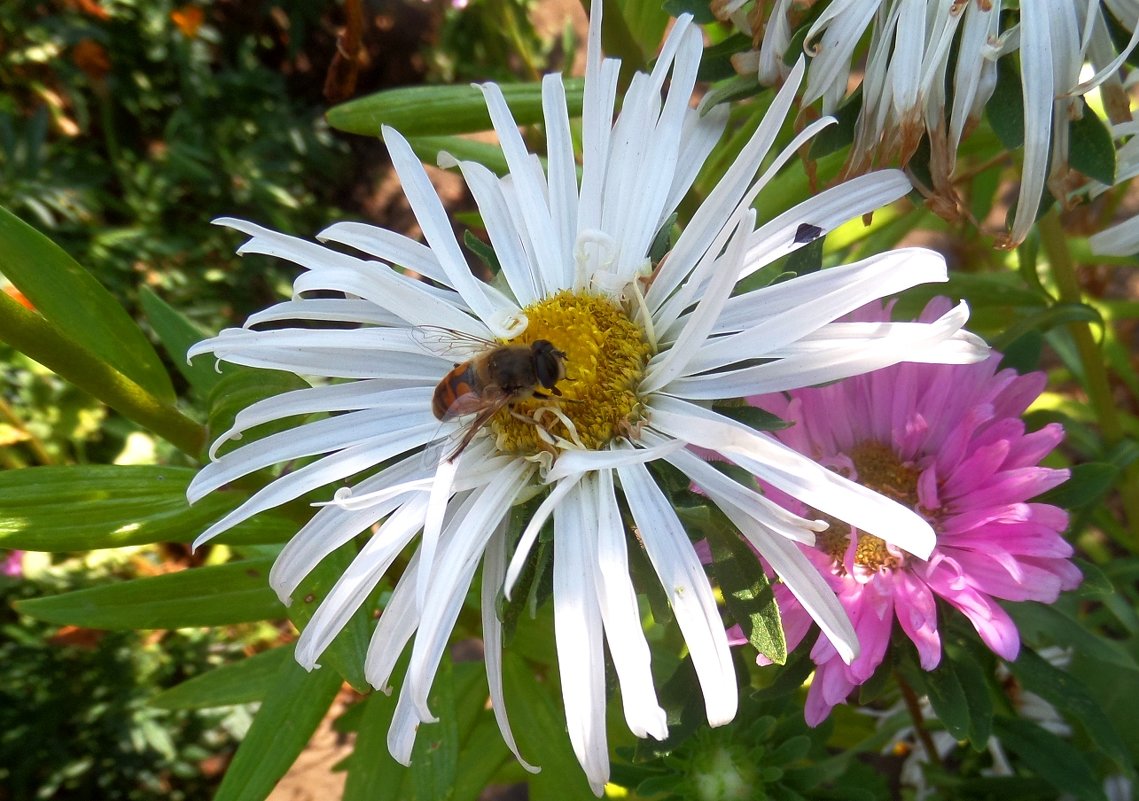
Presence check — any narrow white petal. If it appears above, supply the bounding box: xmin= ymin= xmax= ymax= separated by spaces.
xmin=245 ymin=298 xmax=402 ymax=328
xmin=553 ymin=485 xmax=610 ymax=795
xmin=190 ymin=406 xmax=436 ymax=499
xmin=703 ymin=246 xmax=948 ymax=340
xmin=543 ymin=73 xmax=579 ymax=289
xmin=406 ymin=461 xmax=532 ymax=721
xmin=1089 ymin=214 xmax=1139 ymax=256
xmin=616 ymin=461 xmax=737 ymax=726
xmin=317 ymin=221 xmax=447 ymax=285
xmin=365 ymin=556 xmax=423 ymax=692
xmin=544 ymin=440 xmax=684 ymax=483
xmin=481 ymin=525 xmax=541 ymax=773
xmin=718 ymin=501 xmax=858 ymax=664
xmin=666 ymin=301 xmax=987 ymax=396
xmin=417 ymin=457 xmax=458 ymax=612
xmin=645 ymin=57 xmax=808 ymax=314
xmin=648 ymin=396 xmax=937 ymax=560
xmin=1006 ymin=3 xmax=1054 ymax=247
xmin=504 ymin=473 xmax=583 ymax=599
xmin=192 ymin=423 xmax=437 ymax=547
xmin=640 ymin=432 xmax=824 ymax=546
xmin=478 ymin=84 xmax=563 ymax=295
xmin=445 ymin=157 xmax=539 ymax=305
xmin=211 ymin=385 xmax=433 ymax=461
xmin=590 ymin=471 xmax=668 ymax=739
xmin=269 ymin=455 xmax=430 ymax=602
xmin=383 ymin=126 xmax=520 ymax=334
xmin=293 ymin=497 xmax=428 ymax=669
xmin=641 ymin=211 xmax=753 ymax=394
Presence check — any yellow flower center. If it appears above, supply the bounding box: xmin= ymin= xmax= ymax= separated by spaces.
xmin=816 ymin=442 xmax=922 ymax=573
xmin=492 ymin=290 xmax=651 ymax=454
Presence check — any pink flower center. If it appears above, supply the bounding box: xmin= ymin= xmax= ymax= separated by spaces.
xmin=816 ymin=441 xmax=921 ymax=574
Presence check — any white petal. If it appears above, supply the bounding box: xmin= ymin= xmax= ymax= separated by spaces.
xmin=553 ymin=483 xmax=610 ymax=795
xmin=192 ymin=422 xmax=438 ymax=546
xmin=504 ymin=473 xmax=583 ymax=599
xmin=417 ymin=457 xmax=458 ymax=612
xmin=590 ymin=470 xmax=668 ymax=739
xmin=210 ymin=384 xmax=433 ymax=461
xmin=1089 ymin=214 xmax=1139 ymax=256
xmin=406 ymin=461 xmax=532 ymax=721
xmin=383 ymin=126 xmax=520 ymax=334
xmin=616 ymin=461 xmax=737 ymax=726
xmin=269 ymin=455 xmax=430 ymax=602
xmin=317 ymin=221 xmax=448 ymax=285
xmin=364 ymin=555 xmax=423 ymax=692
xmin=648 ymin=396 xmax=936 ymax=560
xmin=245 ymin=298 xmax=402 ymax=328
xmin=293 ymin=497 xmax=428 ymax=669
xmin=477 ymin=84 xmax=563 ymax=295
xmin=481 ymin=524 xmax=541 ymax=773
xmin=544 ymin=440 xmax=685 ymax=483
xmin=717 ymin=500 xmax=858 ymax=664
xmin=665 ymin=301 xmax=986 ymax=397
xmin=543 ymin=73 xmax=579 ymax=289
xmin=645 ymin=57 xmax=808 ymax=314
xmin=1006 ymin=3 xmax=1055 ymax=247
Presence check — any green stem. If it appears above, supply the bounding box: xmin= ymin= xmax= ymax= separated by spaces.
xmin=1039 ymin=210 xmax=1139 ymax=549
xmin=0 ymin=292 xmax=205 ymax=458
xmin=0 ymin=395 xmax=54 ymax=465
xmin=895 ymin=671 xmax=942 ymax=769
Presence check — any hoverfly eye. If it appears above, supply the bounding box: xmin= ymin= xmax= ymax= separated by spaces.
xmin=532 ymin=341 xmax=564 ymax=389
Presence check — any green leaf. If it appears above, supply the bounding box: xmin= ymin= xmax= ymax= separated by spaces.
xmin=708 ymin=403 xmax=792 ymax=432
xmin=501 ymin=652 xmax=596 ymax=800
xmin=151 ymin=647 xmax=291 ymax=710
xmin=661 ymin=0 xmax=717 ymax=24
xmin=327 ymin=80 xmax=585 ymax=138
xmin=15 ymin=557 xmax=284 ymax=628
xmin=214 ymin=654 xmax=344 ymax=801
xmin=1006 ymin=602 xmax=1139 ymax=674
xmin=139 ymin=286 xmax=224 ymax=398
xmin=920 ymin=659 xmax=971 ymax=741
xmin=287 ymin=544 xmax=371 ymax=693
xmin=991 ymin=302 xmax=1103 ymax=353
xmin=1036 ymin=462 xmax=1116 ymax=510
xmin=0 ymin=465 xmax=293 ymax=551
xmin=992 ymin=716 xmax=1108 ymax=801
xmin=1008 ymin=647 xmax=1129 ymax=768
xmin=206 ymin=367 xmax=311 ymax=456
xmin=808 ymin=92 xmax=861 ymax=159
xmin=1069 ymin=102 xmax=1116 ymax=186
xmin=622 ymin=0 xmax=671 ymax=56
xmin=411 ymin=135 xmax=512 ymax=176
xmin=701 ymin=74 xmax=766 ymax=113
xmin=0 ymin=204 xmax=174 ymax=402
xmin=411 ymin=655 xmax=460 ymax=801
xmin=344 ymin=659 xmax=410 ymax=801
xmin=943 ymin=637 xmax=995 ymax=747
xmin=705 ymin=520 xmax=786 ymax=664
xmin=987 ymin=57 xmax=1025 ymax=150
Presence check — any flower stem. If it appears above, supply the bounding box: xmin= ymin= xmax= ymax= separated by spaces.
xmin=896 ymin=671 xmax=942 ymax=769
xmin=0 ymin=395 xmax=54 ymax=465
xmin=0 ymin=291 xmax=205 ymax=457
xmin=1039 ymin=210 xmax=1139 ymax=550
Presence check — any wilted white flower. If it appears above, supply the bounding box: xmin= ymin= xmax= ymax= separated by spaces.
xmin=189 ymin=6 xmax=988 ymax=794
xmin=733 ymin=0 xmax=1139 ymax=247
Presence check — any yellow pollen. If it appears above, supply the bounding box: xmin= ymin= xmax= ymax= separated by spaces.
xmin=816 ymin=442 xmax=922 ymax=573
xmin=492 ymin=290 xmax=651 ymax=454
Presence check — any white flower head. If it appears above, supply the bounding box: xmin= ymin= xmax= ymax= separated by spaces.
xmin=188 ymin=7 xmax=988 ymax=794
xmin=741 ymin=0 xmax=1139 ymax=248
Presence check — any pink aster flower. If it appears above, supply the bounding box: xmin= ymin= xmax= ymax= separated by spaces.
xmin=746 ymin=298 xmax=1080 ymax=726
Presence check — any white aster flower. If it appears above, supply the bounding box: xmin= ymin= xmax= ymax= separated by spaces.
xmin=736 ymin=0 xmax=1139 ymax=248
xmin=188 ymin=7 xmax=988 ymax=794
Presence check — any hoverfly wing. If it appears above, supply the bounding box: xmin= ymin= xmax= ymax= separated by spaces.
xmin=423 ymin=389 xmax=511 ymax=466
xmin=412 ymin=325 xmax=498 ymax=360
